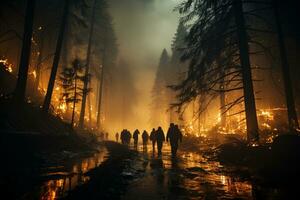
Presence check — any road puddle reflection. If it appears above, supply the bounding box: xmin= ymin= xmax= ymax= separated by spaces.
xmin=180 ymin=151 xmax=252 ymax=199
xmin=39 ymin=146 xmax=108 ymax=200
xmin=124 ymin=143 xmax=253 ymax=199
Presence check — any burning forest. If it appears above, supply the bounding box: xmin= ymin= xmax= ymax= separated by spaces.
xmin=1 ymin=0 xmax=300 ymax=199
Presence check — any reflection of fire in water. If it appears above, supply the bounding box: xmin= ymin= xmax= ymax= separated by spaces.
xmin=39 ymin=148 xmax=108 ymax=200
xmin=218 ymin=174 xmax=252 ymax=195
xmin=135 ymin=144 xmax=253 ymax=199
xmin=180 ymin=151 xmax=252 ymax=199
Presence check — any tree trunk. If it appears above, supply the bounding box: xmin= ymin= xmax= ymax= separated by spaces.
xmin=71 ymin=76 xmax=77 ymax=128
xmin=198 ymin=97 xmax=201 ymax=134
xmin=220 ymin=88 xmax=226 ymax=127
xmin=233 ymin=0 xmax=259 ymax=143
xmin=13 ymin=0 xmax=36 ymax=106
xmin=273 ymin=0 xmax=299 ymax=131
xmin=198 ymin=95 xmax=205 ymax=134
xmin=95 ymin=77 xmax=100 ymax=114
xmin=43 ymin=0 xmax=69 ymax=112
xmin=88 ymin=93 xmax=92 ymax=128
xmin=219 ymin=68 xmax=226 ymax=127
xmin=97 ymin=62 xmax=104 ymax=130
xmin=34 ymin=29 xmax=44 ymax=94
xmin=79 ymin=0 xmax=97 ymax=129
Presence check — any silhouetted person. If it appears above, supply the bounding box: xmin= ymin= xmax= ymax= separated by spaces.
xmin=115 ymin=132 xmax=119 ymax=142
xmin=120 ymin=129 xmax=126 ymax=144
xmin=167 ymin=124 xmax=183 ymax=156
xmin=126 ymin=130 xmax=132 ymax=145
xmin=156 ymin=127 xmax=165 ymax=155
xmin=142 ymin=130 xmax=149 ymax=146
xmin=105 ymin=132 xmax=109 ymax=140
xmin=150 ymin=128 xmax=157 ymax=152
xmin=133 ymin=129 xmax=140 ymax=148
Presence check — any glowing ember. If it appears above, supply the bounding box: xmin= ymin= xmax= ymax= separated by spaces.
xmin=31 ymin=70 xmax=37 ymax=79
xmin=58 ymin=102 xmax=67 ymax=113
xmin=0 ymin=59 xmax=13 ymax=73
xmin=261 ymin=123 xmax=271 ymax=129
xmin=217 ymin=113 xmax=221 ymax=123
xmin=258 ymin=109 xmax=274 ymax=121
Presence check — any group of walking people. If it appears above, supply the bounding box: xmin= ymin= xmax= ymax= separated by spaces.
xmin=115 ymin=123 xmax=183 ymax=156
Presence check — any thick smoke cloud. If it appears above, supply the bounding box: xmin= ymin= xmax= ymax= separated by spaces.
xmin=107 ymin=0 xmax=180 ymax=130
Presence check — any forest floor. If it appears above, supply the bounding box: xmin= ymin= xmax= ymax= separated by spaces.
xmin=61 ymin=138 xmax=300 ymax=200
xmin=0 ymin=97 xmax=101 ymax=199
xmin=66 ymin=139 xmax=299 ymax=200
xmin=0 ymin=131 xmax=101 ymax=199
xmin=1 ymin=135 xmax=300 ymax=199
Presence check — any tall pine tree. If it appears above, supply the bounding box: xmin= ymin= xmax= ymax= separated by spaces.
xmin=150 ymin=49 xmax=170 ymax=129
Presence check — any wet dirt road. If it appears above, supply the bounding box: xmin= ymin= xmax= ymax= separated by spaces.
xmin=36 ymin=141 xmax=252 ymax=200
xmin=24 ymin=141 xmax=286 ymax=199
xmin=122 ymin=143 xmax=253 ymax=200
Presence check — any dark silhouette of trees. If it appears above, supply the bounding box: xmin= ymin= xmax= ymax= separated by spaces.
xmin=173 ymin=0 xmax=300 ymax=141
xmin=69 ymin=0 xmax=118 ymax=130
xmin=168 ymin=22 xmax=188 ymax=125
xmin=1 ymin=0 xmax=119 ymax=131
xmin=96 ymin=53 xmax=105 ymax=130
xmin=173 ymin=0 xmax=288 ymax=142
xmin=13 ymin=0 xmax=36 ymax=106
xmin=43 ymin=0 xmax=70 ymax=112
xmin=233 ymin=0 xmax=259 ymax=142
xmin=79 ymin=0 xmax=97 ymax=129
xmin=93 ymin=3 xmax=118 ymax=131
xmin=33 ymin=27 xmax=45 ymax=94
xmin=273 ymin=0 xmax=299 ymax=131
xmin=150 ymin=49 xmax=170 ymax=128
xmin=94 ymin=5 xmax=118 ymax=131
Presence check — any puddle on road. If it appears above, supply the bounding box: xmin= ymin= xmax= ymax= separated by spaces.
xmin=38 ymin=146 xmax=108 ymax=200
xmin=123 ymin=144 xmax=252 ymax=200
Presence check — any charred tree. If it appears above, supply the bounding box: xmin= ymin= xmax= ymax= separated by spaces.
xmin=43 ymin=0 xmax=69 ymax=112
xmin=273 ymin=0 xmax=299 ymax=131
xmin=97 ymin=52 xmax=105 ymax=130
xmin=87 ymin=92 xmax=92 ymax=127
xmin=34 ymin=28 xmax=44 ymax=94
xmin=233 ymin=0 xmax=259 ymax=142
xmin=71 ymin=74 xmax=78 ymax=128
xmin=96 ymin=33 xmax=110 ymax=130
xmin=13 ymin=0 xmax=36 ymax=106
xmin=79 ymin=0 xmax=97 ymax=129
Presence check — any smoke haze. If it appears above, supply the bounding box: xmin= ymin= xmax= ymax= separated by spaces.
xmin=108 ymin=0 xmax=180 ymax=131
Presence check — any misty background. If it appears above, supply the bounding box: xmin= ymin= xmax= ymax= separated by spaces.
xmin=108 ymin=0 xmax=180 ymax=130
